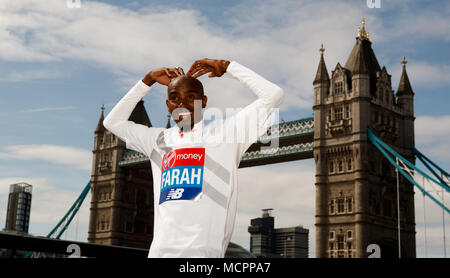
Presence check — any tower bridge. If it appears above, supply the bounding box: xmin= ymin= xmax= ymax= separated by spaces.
xmin=88 ymin=19 xmax=420 ymax=258
xmin=7 ymin=19 xmax=448 ymax=259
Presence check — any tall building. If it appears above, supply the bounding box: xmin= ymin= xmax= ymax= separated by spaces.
xmin=248 ymin=209 xmax=309 ymax=258
xmin=4 ymin=183 xmax=32 ymax=234
xmin=313 ymin=19 xmax=416 ymax=258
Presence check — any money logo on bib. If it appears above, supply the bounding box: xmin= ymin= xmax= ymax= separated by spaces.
xmin=159 ymin=148 xmax=205 ymax=204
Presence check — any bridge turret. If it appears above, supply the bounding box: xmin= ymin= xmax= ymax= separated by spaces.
xmin=396 ymin=57 xmax=414 ymax=117
xmin=313 ymin=44 xmax=330 ymax=107
xmin=314 ymin=19 xmax=416 ymax=258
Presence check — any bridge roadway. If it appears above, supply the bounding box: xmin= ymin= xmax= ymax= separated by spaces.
xmin=118 ymin=117 xmax=314 ymax=169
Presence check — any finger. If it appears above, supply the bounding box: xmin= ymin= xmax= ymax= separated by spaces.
xmin=187 ymin=64 xmax=206 ymax=77
xmin=164 ymin=68 xmax=170 ymax=77
xmin=189 ymin=65 xmax=210 ymax=78
xmin=208 ymin=72 xmax=215 ymax=78
xmin=187 ymin=62 xmax=201 ymax=76
xmin=179 ymin=67 xmax=185 ymax=75
xmin=167 ymin=68 xmax=180 ymax=77
xmin=192 ymin=69 xmax=209 ymax=79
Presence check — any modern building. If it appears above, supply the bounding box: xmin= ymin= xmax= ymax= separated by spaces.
xmin=248 ymin=209 xmax=309 ymax=258
xmin=4 ymin=183 xmax=32 ymax=234
xmin=313 ymin=19 xmax=416 ymax=258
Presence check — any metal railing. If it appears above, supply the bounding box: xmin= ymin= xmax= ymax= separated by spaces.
xmin=0 ymin=231 xmax=148 ymax=258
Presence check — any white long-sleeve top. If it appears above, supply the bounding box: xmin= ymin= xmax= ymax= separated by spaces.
xmin=103 ymin=61 xmax=284 ymax=258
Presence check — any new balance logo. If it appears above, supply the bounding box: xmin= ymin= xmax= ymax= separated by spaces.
xmin=166 ymin=188 xmax=184 ymax=200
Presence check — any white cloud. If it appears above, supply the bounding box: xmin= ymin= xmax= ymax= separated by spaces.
xmin=416 ymin=115 xmax=450 ymax=144
xmin=0 ymin=0 xmax=369 ymax=112
xmin=0 ymin=0 xmax=448 ymax=111
xmin=0 ymin=106 xmax=77 ymax=116
xmin=0 ymin=69 xmax=65 ymax=82
xmin=389 ymin=61 xmax=450 ymax=89
xmin=0 ymin=144 xmax=92 ymax=171
xmin=415 ymin=114 xmax=450 ymax=161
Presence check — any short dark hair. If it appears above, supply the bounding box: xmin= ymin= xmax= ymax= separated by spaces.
xmin=168 ymin=75 xmax=204 ymax=95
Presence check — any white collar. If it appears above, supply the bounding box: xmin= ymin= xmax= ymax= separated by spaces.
xmin=172 ymin=119 xmax=205 ymax=139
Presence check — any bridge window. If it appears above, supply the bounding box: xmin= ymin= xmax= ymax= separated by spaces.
xmin=338 ymin=160 xmax=343 ymax=172
xmin=330 ymin=200 xmax=335 ymax=214
xmin=347 ymin=197 xmax=353 ymax=212
xmin=337 ymin=235 xmax=345 ymax=250
xmin=334 ymin=81 xmax=343 ymax=94
xmin=329 ymin=242 xmax=334 ymax=250
xmin=334 ymin=107 xmax=343 ymax=121
xmin=347 ymin=230 xmax=352 ymax=239
xmin=345 ymin=105 xmax=351 ymax=118
xmin=329 ymin=161 xmax=334 ymax=173
xmin=347 ymin=159 xmax=352 ymax=171
xmin=337 ymin=199 xmax=345 ymax=213
xmin=328 ymin=109 xmax=332 ymax=122
xmin=329 ymin=231 xmax=335 ymax=240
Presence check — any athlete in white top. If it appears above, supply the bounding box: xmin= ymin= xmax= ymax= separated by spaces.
xmin=103 ymin=58 xmax=284 ymax=258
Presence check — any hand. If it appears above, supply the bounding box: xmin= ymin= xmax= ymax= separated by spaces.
xmin=142 ymin=67 xmax=184 ymax=86
xmin=186 ymin=58 xmax=230 ymax=78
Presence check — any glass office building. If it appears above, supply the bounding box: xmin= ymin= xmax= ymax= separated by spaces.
xmin=5 ymin=183 xmax=32 ymax=233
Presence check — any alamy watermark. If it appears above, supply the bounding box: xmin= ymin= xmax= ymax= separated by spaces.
xmin=170 ymin=100 xmax=280 ymax=153
xmin=67 ymin=0 xmax=81 ymax=9
xmin=367 ymin=244 xmax=381 ymax=258
xmin=367 ymin=0 xmax=381 ymax=9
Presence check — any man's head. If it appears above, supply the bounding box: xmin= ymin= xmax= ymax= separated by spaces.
xmin=166 ymin=75 xmax=207 ymax=129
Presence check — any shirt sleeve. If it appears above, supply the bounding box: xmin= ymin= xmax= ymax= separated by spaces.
xmin=103 ymin=80 xmax=161 ymax=156
xmin=224 ymin=61 xmax=284 ymax=161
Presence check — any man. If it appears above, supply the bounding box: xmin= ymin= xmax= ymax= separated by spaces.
xmin=103 ymin=58 xmax=284 ymax=257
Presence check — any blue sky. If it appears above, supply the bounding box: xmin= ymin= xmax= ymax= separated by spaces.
xmin=0 ymin=0 xmax=449 ymax=258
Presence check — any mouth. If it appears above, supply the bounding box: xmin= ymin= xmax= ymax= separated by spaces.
xmin=175 ymin=111 xmax=193 ymax=122
xmin=178 ymin=111 xmax=192 ymax=117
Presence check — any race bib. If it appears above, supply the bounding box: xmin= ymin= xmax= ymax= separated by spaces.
xmin=159 ymin=148 xmax=205 ymax=204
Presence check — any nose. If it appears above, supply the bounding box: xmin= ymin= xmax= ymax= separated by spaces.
xmin=177 ymin=96 xmax=191 ymax=108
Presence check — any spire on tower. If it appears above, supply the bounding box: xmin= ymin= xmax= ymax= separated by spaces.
xmin=397 ymin=56 xmax=414 ymax=96
xmin=313 ymin=44 xmax=330 ymax=85
xmin=128 ymin=99 xmax=152 ymax=127
xmin=95 ymin=104 xmax=106 ymax=134
xmin=357 ymin=17 xmax=370 ymax=41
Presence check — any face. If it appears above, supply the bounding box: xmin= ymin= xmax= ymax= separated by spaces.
xmin=166 ymin=76 xmax=207 ymax=129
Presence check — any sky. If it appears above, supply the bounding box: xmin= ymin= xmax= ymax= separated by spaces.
xmin=0 ymin=0 xmax=449 ymax=258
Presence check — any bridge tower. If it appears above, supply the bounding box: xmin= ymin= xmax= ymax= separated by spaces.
xmin=313 ymin=19 xmax=416 ymax=258
xmin=88 ymin=101 xmax=155 ymax=248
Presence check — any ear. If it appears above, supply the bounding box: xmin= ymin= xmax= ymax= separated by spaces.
xmin=202 ymin=95 xmax=208 ymax=108
xmin=166 ymin=99 xmax=170 ymax=110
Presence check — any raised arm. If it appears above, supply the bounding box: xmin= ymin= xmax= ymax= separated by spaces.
xmin=225 ymin=61 xmax=284 ymax=158
xmin=187 ymin=58 xmax=284 ymax=158
xmin=103 ymin=67 xmax=184 ymax=154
